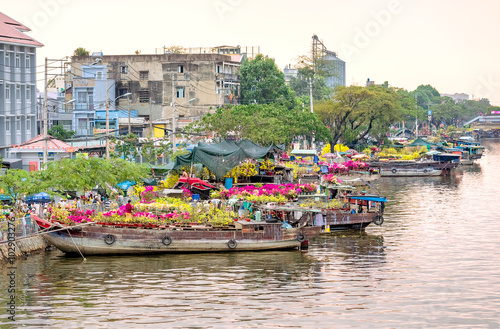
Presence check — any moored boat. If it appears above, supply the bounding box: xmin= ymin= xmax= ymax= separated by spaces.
xmin=41 ymin=220 xmax=320 ymax=255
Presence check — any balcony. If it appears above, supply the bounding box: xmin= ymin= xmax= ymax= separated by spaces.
xmin=216 ymin=73 xmax=240 ymax=82
xmin=74 ymin=104 xmax=95 ymax=111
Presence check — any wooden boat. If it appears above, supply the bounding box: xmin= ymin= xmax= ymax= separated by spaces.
xmin=40 ymin=220 xmax=321 ymax=256
xmin=259 ymin=192 xmax=386 ymax=232
xmin=369 ymin=158 xmax=459 ymax=177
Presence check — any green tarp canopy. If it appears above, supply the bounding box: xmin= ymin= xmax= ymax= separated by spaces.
xmin=407 ymin=138 xmax=435 ymax=147
xmin=173 ymin=140 xmax=282 ymax=178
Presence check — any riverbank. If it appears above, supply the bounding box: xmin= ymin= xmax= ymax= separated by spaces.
xmin=0 ymin=235 xmax=50 ymax=262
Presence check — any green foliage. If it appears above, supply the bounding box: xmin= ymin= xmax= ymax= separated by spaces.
xmin=241 ymin=55 xmax=296 ymax=108
xmin=73 ymin=47 xmax=89 ymax=56
xmin=141 ymin=138 xmax=171 ymax=164
xmin=411 ymin=84 xmax=441 ymax=109
xmin=186 ymin=103 xmax=329 ymax=145
xmin=0 ymin=170 xmax=41 ymax=205
xmin=40 ymin=157 xmax=150 ymax=195
xmin=289 ymin=67 xmax=332 ymax=100
xmin=48 ymin=124 xmax=76 ymax=140
xmin=315 ymin=85 xmax=400 ymax=146
xmin=112 ymin=133 xmax=139 ymax=161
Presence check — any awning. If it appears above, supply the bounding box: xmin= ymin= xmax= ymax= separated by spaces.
xmin=349 ymin=196 xmax=387 ymax=202
xmin=291 ymin=149 xmax=317 ymax=156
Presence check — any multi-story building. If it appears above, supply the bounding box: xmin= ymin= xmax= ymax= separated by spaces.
xmin=71 ymin=64 xmax=115 ymax=136
xmin=0 ymin=12 xmax=43 ymax=157
xmin=283 ymin=64 xmax=298 ymax=85
xmin=441 ymin=93 xmax=469 ymax=103
xmin=70 ymin=51 xmax=242 ymax=136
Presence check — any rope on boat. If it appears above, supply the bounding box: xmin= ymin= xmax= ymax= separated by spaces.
xmin=65 ymin=227 xmax=86 ymax=261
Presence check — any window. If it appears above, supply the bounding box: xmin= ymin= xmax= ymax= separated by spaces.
xmin=138 ymin=89 xmax=149 ymax=103
xmin=121 ymin=66 xmax=128 ymax=74
xmin=25 ymin=55 xmax=30 ymax=70
xmin=5 ymin=85 xmax=10 ymax=101
xmin=119 ymin=89 xmax=129 ymax=97
xmin=27 ymin=118 xmax=31 ymax=131
xmin=78 ymin=92 xmax=87 ymax=103
xmin=5 ymin=52 xmax=10 ymax=67
xmin=95 ymin=71 xmax=103 ymax=80
xmin=216 ymin=65 xmax=220 ymax=73
xmin=26 ymin=85 xmax=31 ymax=101
xmin=139 ymin=71 xmax=149 ymax=80
xmin=16 ymin=85 xmax=21 ymax=102
xmin=15 ymin=54 xmax=20 ymax=68
xmin=6 ymin=120 xmax=10 ymax=132
xmin=178 ymin=65 xmax=183 ymax=73
xmin=176 ymin=87 xmax=185 ymax=98
xmin=16 ymin=117 xmax=20 ymax=131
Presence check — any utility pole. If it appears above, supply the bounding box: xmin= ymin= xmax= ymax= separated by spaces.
xmin=105 ymin=78 xmax=110 ymax=159
xmin=309 ymin=77 xmax=314 ymax=149
xmin=171 ymin=74 xmax=176 ymax=154
xmin=43 ymin=57 xmax=48 ymax=167
xmin=309 ymin=77 xmax=314 ymax=113
xmin=128 ymin=95 xmax=131 ymax=134
xmin=149 ymin=98 xmax=154 ymax=138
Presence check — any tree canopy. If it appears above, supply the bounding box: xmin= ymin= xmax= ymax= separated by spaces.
xmin=73 ymin=47 xmax=90 ymax=56
xmin=186 ymin=104 xmax=329 ymax=145
xmin=240 ymin=55 xmax=296 ymax=108
xmin=315 ymin=85 xmax=400 ymax=147
xmin=48 ymin=124 xmax=76 ymax=141
xmin=39 ymin=157 xmax=150 ymax=195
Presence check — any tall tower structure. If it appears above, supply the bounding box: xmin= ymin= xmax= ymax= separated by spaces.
xmin=311 ymin=35 xmax=345 ymax=89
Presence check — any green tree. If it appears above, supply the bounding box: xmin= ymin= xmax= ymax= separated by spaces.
xmin=73 ymin=47 xmax=90 ymax=56
xmin=289 ymin=67 xmax=332 ymax=101
xmin=186 ymin=104 xmax=329 ymax=146
xmin=315 ymin=85 xmax=400 ymax=148
xmin=40 ymin=157 xmax=150 ymax=195
xmin=411 ymin=84 xmax=441 ymax=109
xmin=240 ymin=55 xmax=296 ymax=108
xmin=0 ymin=170 xmax=42 ymax=216
xmin=48 ymin=124 xmax=76 ymax=140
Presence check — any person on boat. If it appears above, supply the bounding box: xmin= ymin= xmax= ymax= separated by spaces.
xmin=125 ymin=200 xmax=134 ymax=220
xmin=182 ymin=170 xmax=189 ymax=178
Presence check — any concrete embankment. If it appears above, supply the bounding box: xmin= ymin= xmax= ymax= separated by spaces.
xmin=0 ymin=235 xmax=50 ymax=262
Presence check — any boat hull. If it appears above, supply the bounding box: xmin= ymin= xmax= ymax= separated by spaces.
xmin=324 ymin=211 xmax=382 ymax=230
xmin=43 ymin=224 xmax=320 ymax=255
xmin=380 ymin=167 xmax=442 ymax=177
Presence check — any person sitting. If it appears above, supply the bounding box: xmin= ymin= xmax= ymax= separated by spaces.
xmin=182 ymin=171 xmax=189 ymax=178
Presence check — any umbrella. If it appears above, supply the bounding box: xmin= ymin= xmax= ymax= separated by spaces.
xmin=25 ymin=192 xmax=51 ymax=204
xmin=322 ymin=153 xmax=337 ymax=159
xmin=347 ymin=149 xmax=359 ymax=155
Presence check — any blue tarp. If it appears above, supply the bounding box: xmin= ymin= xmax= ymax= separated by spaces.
xmin=349 ymin=196 xmax=387 ymax=202
xmin=117 ymin=181 xmax=135 ymax=190
xmin=0 ymin=195 xmax=12 ymax=201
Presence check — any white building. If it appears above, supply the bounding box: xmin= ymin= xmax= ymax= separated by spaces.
xmin=0 ymin=12 xmax=43 ymax=157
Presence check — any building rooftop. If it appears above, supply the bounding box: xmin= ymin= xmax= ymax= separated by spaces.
xmin=0 ymin=12 xmax=43 ymax=47
xmin=12 ymin=134 xmax=75 ymax=152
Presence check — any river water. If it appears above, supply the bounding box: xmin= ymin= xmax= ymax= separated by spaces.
xmin=1 ymin=141 xmax=500 ymax=328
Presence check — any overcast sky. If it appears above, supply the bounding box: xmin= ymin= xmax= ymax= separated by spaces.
xmin=4 ymin=0 xmax=500 ymax=105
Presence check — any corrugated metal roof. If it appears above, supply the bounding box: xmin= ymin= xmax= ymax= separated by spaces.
xmin=0 ymin=12 xmax=43 ymax=47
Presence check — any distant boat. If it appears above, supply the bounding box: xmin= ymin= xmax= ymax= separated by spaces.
xmin=369 ymin=158 xmax=459 ymax=177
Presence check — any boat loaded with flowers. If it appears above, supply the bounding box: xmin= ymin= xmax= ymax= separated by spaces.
xmin=211 ymin=181 xmax=387 ymax=231
xmin=38 ymin=186 xmax=320 ymax=256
